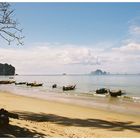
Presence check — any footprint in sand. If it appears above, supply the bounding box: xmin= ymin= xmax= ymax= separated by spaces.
xmin=33 ymin=126 xmax=37 ymax=129
xmin=41 ymin=129 xmax=46 ymax=132
xmin=31 ymin=129 xmax=35 ymax=131
xmin=59 ymin=133 xmax=64 ymax=136
xmin=50 ymin=130 xmax=55 ymax=134
xmin=25 ymin=124 xmax=29 ymax=127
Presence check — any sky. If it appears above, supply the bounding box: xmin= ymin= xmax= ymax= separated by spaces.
xmin=0 ymin=2 xmax=140 ymax=74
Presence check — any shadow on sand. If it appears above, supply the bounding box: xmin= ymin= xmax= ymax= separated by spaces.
xmin=0 ymin=124 xmax=46 ymax=138
xmin=0 ymin=110 xmax=139 ymax=137
xmin=12 ymin=111 xmax=140 ymax=132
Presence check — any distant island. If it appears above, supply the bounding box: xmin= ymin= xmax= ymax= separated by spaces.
xmin=0 ymin=63 xmax=15 ymax=75
xmin=90 ymin=69 xmax=109 ymax=75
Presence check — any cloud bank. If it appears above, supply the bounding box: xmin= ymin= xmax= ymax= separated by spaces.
xmin=0 ymin=40 xmax=140 ymax=74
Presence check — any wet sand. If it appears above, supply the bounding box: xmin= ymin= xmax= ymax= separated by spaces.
xmin=0 ymin=91 xmax=140 ymax=138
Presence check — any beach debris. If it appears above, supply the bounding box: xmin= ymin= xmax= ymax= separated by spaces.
xmin=63 ymin=85 xmax=76 ymax=91
xmin=0 ymin=80 xmax=15 ymax=84
xmin=0 ymin=109 xmax=9 ymax=127
xmin=96 ymin=88 xmax=108 ymax=94
xmin=0 ymin=108 xmax=19 ymax=127
xmin=52 ymin=84 xmax=57 ymax=88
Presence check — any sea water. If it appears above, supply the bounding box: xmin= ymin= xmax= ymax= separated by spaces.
xmin=1 ymin=74 xmax=139 ymax=94
xmin=0 ymin=75 xmax=140 ymax=115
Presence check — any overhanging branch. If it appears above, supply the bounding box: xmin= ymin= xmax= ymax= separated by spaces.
xmin=0 ymin=2 xmax=24 ymax=45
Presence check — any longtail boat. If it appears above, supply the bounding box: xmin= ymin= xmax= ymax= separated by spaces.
xmin=63 ymin=85 xmax=76 ymax=91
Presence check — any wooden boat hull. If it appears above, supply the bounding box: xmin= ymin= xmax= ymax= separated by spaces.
xmin=109 ymin=90 xmax=122 ymax=97
xmin=96 ymin=88 xmax=108 ymax=94
xmin=15 ymin=82 xmax=27 ymax=85
xmin=0 ymin=80 xmax=15 ymax=84
xmin=63 ymin=85 xmax=76 ymax=91
xmin=52 ymin=84 xmax=57 ymax=88
xmin=26 ymin=83 xmax=43 ymax=87
xmin=31 ymin=83 xmax=43 ymax=87
xmin=26 ymin=83 xmax=34 ymax=86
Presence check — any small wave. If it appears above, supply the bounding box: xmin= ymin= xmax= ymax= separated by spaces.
xmin=122 ymin=95 xmax=140 ymax=103
xmin=132 ymin=96 xmax=140 ymax=102
xmin=93 ymin=93 xmax=108 ymax=98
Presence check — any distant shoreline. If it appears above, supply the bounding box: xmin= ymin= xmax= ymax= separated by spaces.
xmin=1 ymin=73 xmax=139 ymax=76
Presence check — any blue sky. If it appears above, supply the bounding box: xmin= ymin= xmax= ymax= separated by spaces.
xmin=11 ymin=3 xmax=140 ymax=45
xmin=0 ymin=3 xmax=140 ymax=74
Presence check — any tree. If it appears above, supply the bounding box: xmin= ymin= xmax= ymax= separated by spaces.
xmin=0 ymin=2 xmax=24 ymax=45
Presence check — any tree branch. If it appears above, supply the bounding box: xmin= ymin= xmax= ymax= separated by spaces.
xmin=0 ymin=2 xmax=24 ymax=45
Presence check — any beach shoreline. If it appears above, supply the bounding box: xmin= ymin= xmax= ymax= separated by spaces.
xmin=0 ymin=90 xmax=140 ymax=138
xmin=1 ymin=86 xmax=140 ymax=116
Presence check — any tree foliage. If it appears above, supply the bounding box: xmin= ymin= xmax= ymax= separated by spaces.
xmin=0 ymin=2 xmax=24 ymax=45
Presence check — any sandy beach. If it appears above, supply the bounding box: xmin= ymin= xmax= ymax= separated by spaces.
xmin=0 ymin=91 xmax=140 ymax=138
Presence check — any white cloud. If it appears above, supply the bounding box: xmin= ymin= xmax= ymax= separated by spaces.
xmin=0 ymin=41 xmax=140 ymax=74
xmin=113 ymin=43 xmax=140 ymax=53
xmin=129 ymin=25 xmax=140 ymax=35
xmin=0 ymin=44 xmax=101 ymax=74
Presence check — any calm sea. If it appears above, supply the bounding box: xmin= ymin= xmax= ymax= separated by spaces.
xmin=0 ymin=75 xmax=140 ymax=115
xmin=0 ymin=74 xmax=140 ymax=96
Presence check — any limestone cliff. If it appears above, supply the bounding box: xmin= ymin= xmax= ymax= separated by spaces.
xmin=0 ymin=63 xmax=15 ymax=75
